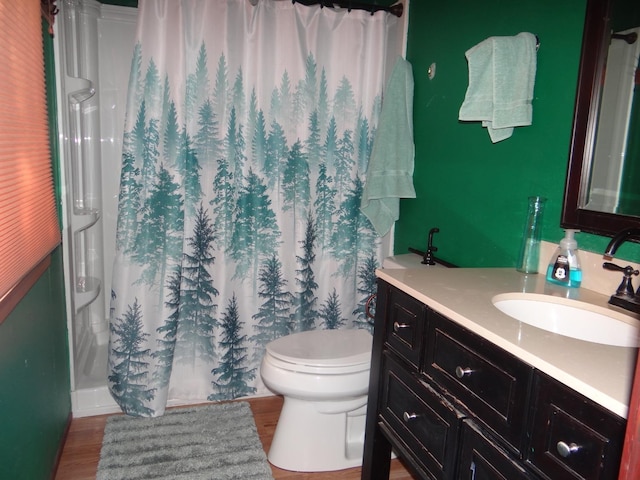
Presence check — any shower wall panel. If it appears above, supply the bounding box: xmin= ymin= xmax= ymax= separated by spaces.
xmin=56 ymin=0 xmax=137 ymax=416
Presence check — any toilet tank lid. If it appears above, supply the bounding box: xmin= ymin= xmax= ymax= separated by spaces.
xmin=266 ymin=329 xmax=372 ymax=367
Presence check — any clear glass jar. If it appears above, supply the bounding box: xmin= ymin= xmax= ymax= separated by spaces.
xmin=516 ymin=196 xmax=546 ymax=274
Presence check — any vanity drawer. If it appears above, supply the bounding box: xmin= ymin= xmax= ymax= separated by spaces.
xmin=384 ymin=286 xmax=427 ymax=369
xmin=423 ymin=311 xmax=533 ymax=453
xmin=380 ymin=352 xmax=464 ymax=480
xmin=527 ymin=372 xmax=625 ymax=480
xmin=458 ymin=420 xmax=534 ymax=480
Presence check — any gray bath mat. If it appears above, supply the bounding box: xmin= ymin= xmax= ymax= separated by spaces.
xmin=97 ymin=401 xmax=274 ymax=480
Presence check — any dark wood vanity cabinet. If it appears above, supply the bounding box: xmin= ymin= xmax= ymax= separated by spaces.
xmin=362 ymin=280 xmax=626 ymax=480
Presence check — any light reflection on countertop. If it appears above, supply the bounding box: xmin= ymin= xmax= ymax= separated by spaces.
xmin=376 ymin=265 xmax=640 ymax=419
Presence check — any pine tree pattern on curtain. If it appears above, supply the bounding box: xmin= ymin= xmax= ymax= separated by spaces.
xmin=108 ymin=0 xmax=403 ymax=416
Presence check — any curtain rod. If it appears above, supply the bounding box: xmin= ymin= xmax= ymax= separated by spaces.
xmin=291 ymin=0 xmax=403 ymax=17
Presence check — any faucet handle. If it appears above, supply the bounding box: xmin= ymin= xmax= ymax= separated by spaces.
xmin=603 ymin=262 xmax=639 ymax=297
xmin=603 ymin=262 xmax=639 ymax=276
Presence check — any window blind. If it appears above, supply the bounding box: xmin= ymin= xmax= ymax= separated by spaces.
xmin=0 ymin=0 xmax=61 ymax=302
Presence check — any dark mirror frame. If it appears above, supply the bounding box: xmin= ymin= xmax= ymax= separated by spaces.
xmin=561 ymin=0 xmax=640 ymax=236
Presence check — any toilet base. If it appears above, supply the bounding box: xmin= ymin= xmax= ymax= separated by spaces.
xmin=268 ymin=396 xmax=367 ymax=472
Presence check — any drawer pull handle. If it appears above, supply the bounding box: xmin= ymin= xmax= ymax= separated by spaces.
xmin=393 ymin=321 xmax=410 ymax=332
xmin=557 ymin=441 xmax=580 ymax=458
xmin=403 ymin=411 xmax=418 ymax=422
xmin=455 ymin=366 xmax=473 ymax=378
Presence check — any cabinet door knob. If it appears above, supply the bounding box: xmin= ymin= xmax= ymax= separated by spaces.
xmin=557 ymin=441 xmax=580 ymax=458
xmin=403 ymin=411 xmax=418 ymax=422
xmin=455 ymin=366 xmax=473 ymax=378
xmin=393 ymin=321 xmax=410 ymax=332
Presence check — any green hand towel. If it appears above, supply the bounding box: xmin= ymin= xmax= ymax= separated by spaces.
xmin=459 ymin=32 xmax=537 ymax=142
xmin=361 ymin=56 xmax=416 ymax=236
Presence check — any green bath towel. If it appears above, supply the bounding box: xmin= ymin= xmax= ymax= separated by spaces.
xmin=361 ymin=56 xmax=416 ymax=236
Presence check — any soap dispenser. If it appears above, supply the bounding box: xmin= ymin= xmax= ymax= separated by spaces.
xmin=546 ymin=229 xmax=582 ymax=287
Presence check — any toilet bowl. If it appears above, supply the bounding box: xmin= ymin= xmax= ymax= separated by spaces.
xmin=260 ymin=328 xmax=372 ymax=472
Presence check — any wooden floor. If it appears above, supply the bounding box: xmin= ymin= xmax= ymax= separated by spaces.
xmin=54 ymin=395 xmax=415 ymax=479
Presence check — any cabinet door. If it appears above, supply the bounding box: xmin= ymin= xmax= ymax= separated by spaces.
xmin=458 ymin=421 xmax=534 ymax=480
xmin=424 ymin=311 xmax=533 ymax=454
xmin=385 ymin=286 xmax=427 ymax=369
xmin=380 ymin=352 xmax=465 ymax=480
xmin=527 ymin=372 xmax=625 ymax=480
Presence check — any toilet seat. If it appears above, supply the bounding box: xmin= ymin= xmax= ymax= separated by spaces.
xmin=264 ymin=352 xmax=370 ymax=375
xmin=265 ymin=329 xmax=372 ymax=374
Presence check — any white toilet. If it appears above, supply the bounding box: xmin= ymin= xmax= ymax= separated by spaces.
xmin=260 ymin=328 xmax=373 ymax=472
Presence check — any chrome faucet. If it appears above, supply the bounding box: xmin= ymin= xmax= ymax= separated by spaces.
xmin=603 ymin=228 xmax=640 ymax=314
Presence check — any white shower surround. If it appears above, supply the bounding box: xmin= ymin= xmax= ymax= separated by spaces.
xmin=55 ymin=0 xmax=137 ymax=416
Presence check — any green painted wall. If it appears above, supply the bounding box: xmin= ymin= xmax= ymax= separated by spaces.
xmin=0 ymin=251 xmax=70 ymax=480
xmin=396 ymin=0 xmax=640 ymax=266
xmin=0 ymin=24 xmax=71 ymax=480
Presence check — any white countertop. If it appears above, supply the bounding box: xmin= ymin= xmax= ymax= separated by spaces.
xmin=376 ymin=262 xmax=640 ymax=419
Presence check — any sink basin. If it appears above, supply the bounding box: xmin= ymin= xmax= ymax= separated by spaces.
xmin=492 ymin=293 xmax=640 ymax=347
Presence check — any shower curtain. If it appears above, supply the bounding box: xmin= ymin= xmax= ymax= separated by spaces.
xmin=108 ymin=0 xmax=403 ymax=416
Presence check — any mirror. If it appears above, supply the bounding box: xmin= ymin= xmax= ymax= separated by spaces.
xmin=562 ymin=0 xmax=640 ymax=236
